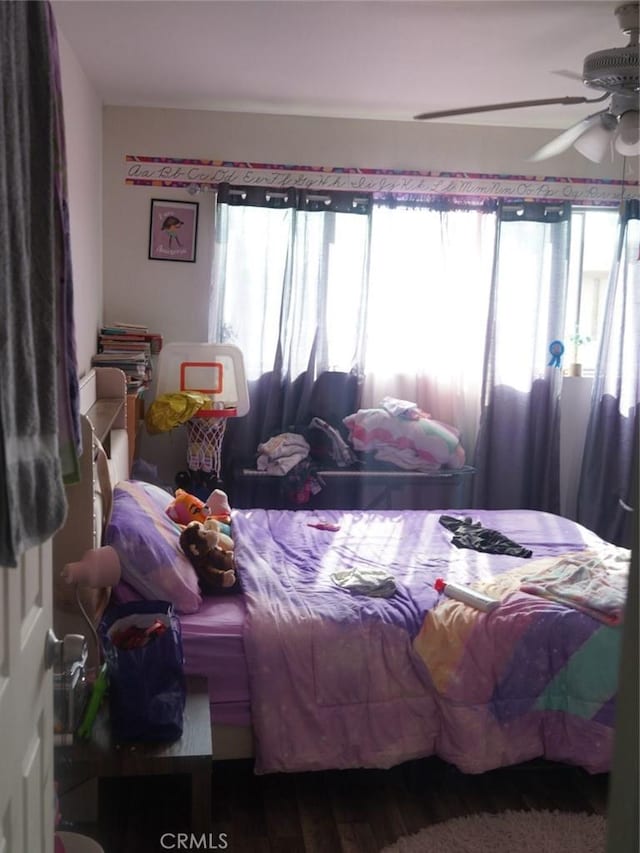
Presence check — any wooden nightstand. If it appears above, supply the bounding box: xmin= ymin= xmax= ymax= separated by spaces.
xmin=55 ymin=675 xmax=212 ymax=835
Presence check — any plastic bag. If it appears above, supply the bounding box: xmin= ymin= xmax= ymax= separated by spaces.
xmin=100 ymin=600 xmax=186 ymax=742
xmin=145 ymin=391 xmax=210 ymax=434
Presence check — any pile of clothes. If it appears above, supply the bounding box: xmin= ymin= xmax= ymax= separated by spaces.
xmin=254 ymin=398 xmax=466 ymax=504
xmin=257 ymin=432 xmax=312 ymax=476
xmin=256 ymin=417 xmax=355 ymax=504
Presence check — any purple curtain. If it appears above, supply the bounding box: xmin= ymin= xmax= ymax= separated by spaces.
xmin=473 ymin=202 xmax=571 ymax=511
xmin=221 ymin=366 xmax=360 ymax=490
xmin=577 ymin=201 xmax=639 ymax=548
xmin=47 ymin=1 xmax=82 ymax=483
xmin=0 ymin=1 xmax=80 ymax=565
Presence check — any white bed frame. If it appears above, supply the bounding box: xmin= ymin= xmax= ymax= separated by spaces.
xmin=53 ymin=367 xmax=254 ymax=760
xmin=52 ymin=368 xmax=130 ymax=666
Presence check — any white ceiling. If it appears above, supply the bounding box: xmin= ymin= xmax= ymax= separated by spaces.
xmin=52 ymin=0 xmax=626 ymax=130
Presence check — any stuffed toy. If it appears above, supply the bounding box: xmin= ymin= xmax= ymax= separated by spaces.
xmin=166 ymin=488 xmax=232 ymax=534
xmin=179 ymin=519 xmax=237 ymax=594
xmin=205 ymin=488 xmax=232 ymax=525
xmin=166 ymin=488 xmax=210 ymax=526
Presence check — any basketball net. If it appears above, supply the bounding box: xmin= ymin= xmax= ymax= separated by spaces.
xmin=185 ymin=416 xmax=228 ymax=478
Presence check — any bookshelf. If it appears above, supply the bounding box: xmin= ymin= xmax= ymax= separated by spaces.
xmin=91 ymin=323 xmax=159 ymax=470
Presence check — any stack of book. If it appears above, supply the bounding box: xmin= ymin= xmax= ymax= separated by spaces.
xmin=92 ymin=322 xmax=163 ymax=394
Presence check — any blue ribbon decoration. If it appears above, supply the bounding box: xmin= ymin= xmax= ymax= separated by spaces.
xmin=548 ymin=340 xmax=565 ymax=368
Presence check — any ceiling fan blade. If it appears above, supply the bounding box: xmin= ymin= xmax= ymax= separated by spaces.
xmin=529 ymin=110 xmax=613 ymax=162
xmin=551 ymin=69 xmax=585 ymax=83
xmin=413 ymin=93 xmax=608 ymax=121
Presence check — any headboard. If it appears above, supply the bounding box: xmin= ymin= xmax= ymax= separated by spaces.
xmin=52 ymin=367 xmax=130 ymax=662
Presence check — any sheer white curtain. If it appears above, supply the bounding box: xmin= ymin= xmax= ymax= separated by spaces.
xmin=210 ymin=194 xmax=571 ymax=512
xmin=209 ymin=192 xmax=370 ymax=470
xmin=209 ymin=202 xmax=292 ymax=378
xmin=209 ymin=200 xmax=370 ymax=380
xmin=362 ymin=204 xmax=497 ymax=460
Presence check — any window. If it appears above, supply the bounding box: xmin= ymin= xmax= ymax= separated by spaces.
xmin=565 ymin=207 xmax=619 ymax=374
xmin=211 ymin=198 xmax=620 ymax=383
xmin=364 ymin=204 xmax=496 ymax=381
xmin=210 ymin=200 xmax=370 ymax=381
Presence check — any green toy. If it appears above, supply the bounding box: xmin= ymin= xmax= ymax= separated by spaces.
xmin=76 ymin=663 xmax=108 ymax=739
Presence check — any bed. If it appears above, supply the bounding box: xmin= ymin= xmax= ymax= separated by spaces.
xmin=102 ymin=477 xmax=627 ymax=777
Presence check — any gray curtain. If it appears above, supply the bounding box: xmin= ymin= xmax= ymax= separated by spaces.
xmin=473 ymin=202 xmax=571 ymax=511
xmin=0 ymin=1 xmax=80 ymax=566
xmin=577 ymin=201 xmax=639 ymax=548
xmin=209 ymin=186 xmax=369 ymax=479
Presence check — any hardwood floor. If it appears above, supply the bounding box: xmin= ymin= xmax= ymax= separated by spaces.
xmin=65 ymin=756 xmax=608 ymax=852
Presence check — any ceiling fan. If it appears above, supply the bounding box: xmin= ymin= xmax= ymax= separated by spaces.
xmin=414 ymin=2 xmax=640 ymax=163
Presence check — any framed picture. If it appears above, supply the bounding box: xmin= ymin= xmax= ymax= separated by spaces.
xmin=148 ymin=198 xmax=199 ymax=262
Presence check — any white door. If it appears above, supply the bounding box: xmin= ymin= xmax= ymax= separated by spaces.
xmin=0 ymin=541 xmax=54 ymax=853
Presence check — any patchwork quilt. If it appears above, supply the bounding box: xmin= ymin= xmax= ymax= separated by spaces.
xmin=413 ymin=551 xmax=626 ymax=773
xmin=232 ymin=508 xmax=623 ymax=774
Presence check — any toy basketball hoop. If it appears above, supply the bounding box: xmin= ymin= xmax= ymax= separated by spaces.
xmin=185 ymin=415 xmax=229 ymax=477
xmin=155 ymin=343 xmax=249 ymax=479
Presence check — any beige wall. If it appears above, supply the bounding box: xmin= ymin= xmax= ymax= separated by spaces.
xmin=103 ymin=105 xmax=631 ymax=346
xmin=57 ymin=30 xmax=103 ymax=378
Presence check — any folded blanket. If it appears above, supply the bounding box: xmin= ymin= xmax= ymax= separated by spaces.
xmin=343 ymin=406 xmax=465 ymax=471
xmin=520 ymin=547 xmax=630 ymax=626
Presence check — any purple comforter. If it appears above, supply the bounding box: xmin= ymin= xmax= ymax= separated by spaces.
xmin=232 ymin=508 xmax=611 ymax=774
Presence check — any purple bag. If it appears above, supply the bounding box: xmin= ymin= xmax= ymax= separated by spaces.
xmin=100 ymin=600 xmax=186 ymax=742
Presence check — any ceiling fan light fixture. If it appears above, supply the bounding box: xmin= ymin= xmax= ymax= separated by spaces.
xmin=572 ymin=113 xmax=617 ymax=163
xmin=415 ymin=3 xmax=640 ymax=163
xmin=614 ymin=110 xmax=640 ymax=155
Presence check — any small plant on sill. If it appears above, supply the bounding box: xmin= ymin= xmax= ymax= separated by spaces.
xmin=567 ymin=330 xmax=592 ymax=377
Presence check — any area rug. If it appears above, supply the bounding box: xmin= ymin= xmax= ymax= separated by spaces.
xmin=381 ymin=809 xmax=606 ymax=853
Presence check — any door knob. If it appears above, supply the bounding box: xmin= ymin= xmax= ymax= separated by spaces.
xmin=45 ymin=629 xmax=88 ymax=671
xmin=45 ymin=628 xmax=62 ymax=670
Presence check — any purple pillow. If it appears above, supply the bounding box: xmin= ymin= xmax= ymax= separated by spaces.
xmin=105 ymin=480 xmax=202 ymax=614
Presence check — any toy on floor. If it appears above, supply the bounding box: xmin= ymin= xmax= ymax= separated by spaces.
xmin=179 ymin=519 xmax=237 ymax=594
